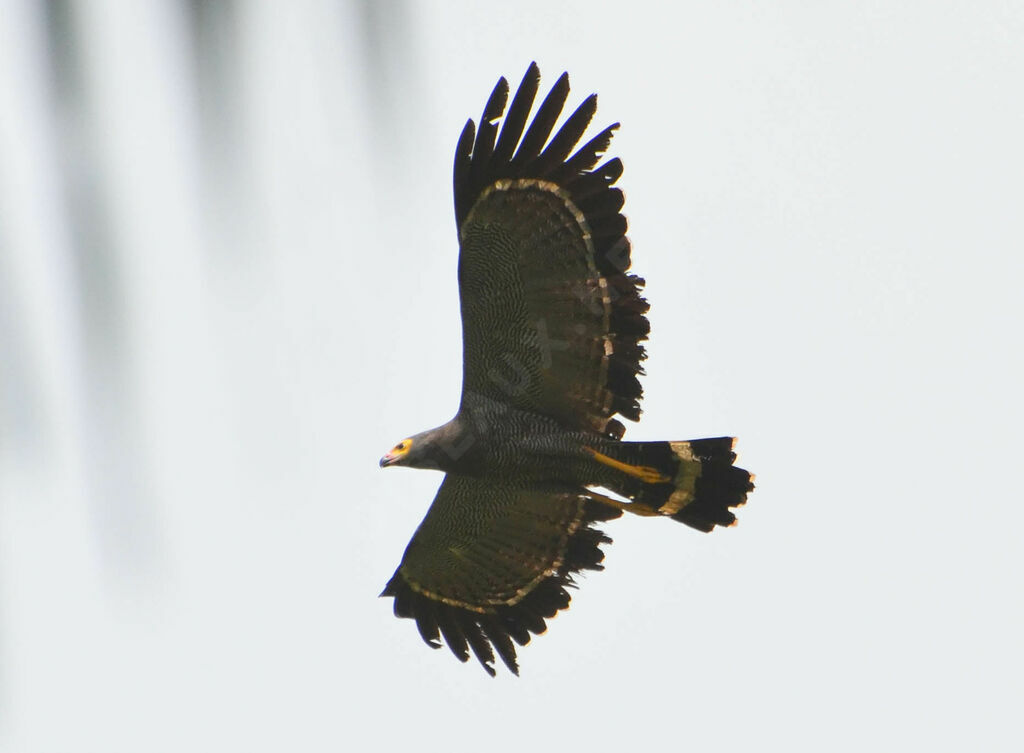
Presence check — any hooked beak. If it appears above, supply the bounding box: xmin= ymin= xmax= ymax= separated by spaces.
xmin=380 ymin=440 xmax=412 ymax=468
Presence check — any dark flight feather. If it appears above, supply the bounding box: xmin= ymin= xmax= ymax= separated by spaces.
xmin=492 ymin=64 xmax=540 ymax=166
xmin=509 ymin=71 xmax=570 ymax=172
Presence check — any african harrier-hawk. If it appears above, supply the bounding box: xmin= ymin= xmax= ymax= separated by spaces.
xmin=379 ymin=63 xmax=754 ymax=676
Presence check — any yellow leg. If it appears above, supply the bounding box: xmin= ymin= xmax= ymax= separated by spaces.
xmin=582 ymin=446 xmax=672 ymax=484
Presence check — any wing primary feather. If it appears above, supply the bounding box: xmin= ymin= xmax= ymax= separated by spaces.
xmin=515 ymin=606 xmax=548 ymax=636
xmin=479 ymin=76 xmax=510 ymax=130
xmin=521 ymin=579 xmax=568 ymax=619
xmin=467 ymin=77 xmax=509 ymax=202
xmin=523 ymin=592 xmax=562 ymax=622
xmin=391 ymin=575 xmax=414 ymax=618
xmin=436 ymin=606 xmax=471 ymax=664
xmin=497 ymin=610 xmax=532 ymax=646
xmin=481 ymin=615 xmax=520 ymax=675
xmin=568 ymin=162 xmax=623 ymax=206
xmin=414 ymin=597 xmax=443 ymax=649
xmin=457 ymin=613 xmax=498 ymax=677
xmin=593 ymin=156 xmax=624 ymax=184
xmin=557 ymin=123 xmax=619 ymax=184
xmin=452 ymin=119 xmax=476 ymax=224
xmin=492 ymin=62 xmax=541 ymax=166
xmin=534 ymin=93 xmax=597 ymax=175
xmin=510 ymin=71 xmax=570 ymax=172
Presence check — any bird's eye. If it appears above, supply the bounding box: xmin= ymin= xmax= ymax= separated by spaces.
xmin=397 ymin=441 xmax=407 ymax=451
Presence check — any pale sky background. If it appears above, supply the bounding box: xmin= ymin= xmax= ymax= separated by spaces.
xmin=1 ymin=1 xmax=1022 ymax=751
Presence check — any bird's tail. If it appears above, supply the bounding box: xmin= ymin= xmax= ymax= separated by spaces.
xmin=586 ymin=437 xmax=754 ymax=532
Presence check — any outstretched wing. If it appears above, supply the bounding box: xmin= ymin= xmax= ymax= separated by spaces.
xmin=381 ymin=475 xmax=621 ymax=676
xmin=454 ymin=63 xmax=649 ymax=439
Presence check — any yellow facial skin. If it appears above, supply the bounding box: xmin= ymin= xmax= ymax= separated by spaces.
xmin=380 ymin=438 xmax=413 ymax=468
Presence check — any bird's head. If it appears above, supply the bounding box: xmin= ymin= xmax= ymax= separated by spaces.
xmin=379 ymin=437 xmax=414 ymax=468
xmin=379 ymin=431 xmax=447 ymax=470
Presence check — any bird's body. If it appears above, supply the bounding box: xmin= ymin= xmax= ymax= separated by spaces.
xmin=407 ymin=395 xmax=609 ymax=480
xmin=379 ymin=64 xmax=754 ymax=675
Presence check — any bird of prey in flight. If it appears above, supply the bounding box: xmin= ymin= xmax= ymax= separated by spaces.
xmin=380 ymin=63 xmax=754 ymax=676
